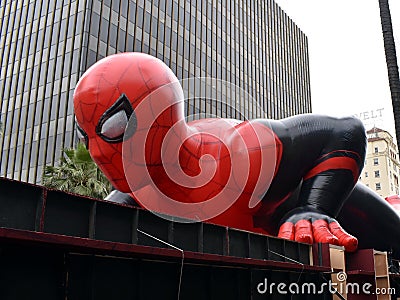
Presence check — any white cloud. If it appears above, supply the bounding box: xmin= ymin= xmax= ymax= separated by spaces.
xmin=274 ymin=0 xmax=400 ymax=137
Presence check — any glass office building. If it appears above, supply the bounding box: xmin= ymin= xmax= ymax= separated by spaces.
xmin=0 ymin=0 xmax=311 ymax=184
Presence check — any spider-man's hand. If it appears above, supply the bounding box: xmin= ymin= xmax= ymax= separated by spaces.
xmin=277 ymin=207 xmax=358 ymax=252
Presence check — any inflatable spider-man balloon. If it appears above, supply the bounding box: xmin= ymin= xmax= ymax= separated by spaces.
xmin=74 ymin=52 xmax=400 ymax=255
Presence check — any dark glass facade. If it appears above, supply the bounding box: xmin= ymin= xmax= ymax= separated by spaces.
xmin=0 ymin=0 xmax=311 ymax=184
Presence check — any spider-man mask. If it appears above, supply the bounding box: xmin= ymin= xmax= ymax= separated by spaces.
xmin=73 ymin=53 xmax=179 ymax=192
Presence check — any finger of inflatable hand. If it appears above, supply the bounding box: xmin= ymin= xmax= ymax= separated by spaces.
xmin=312 ymin=219 xmax=339 ymax=245
xmin=278 ymin=222 xmax=295 ymax=240
xmin=294 ymin=220 xmax=313 ymax=244
xmin=329 ymin=221 xmax=358 ymax=252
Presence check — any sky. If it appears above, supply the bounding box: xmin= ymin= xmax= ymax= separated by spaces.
xmin=274 ymin=0 xmax=400 ymax=138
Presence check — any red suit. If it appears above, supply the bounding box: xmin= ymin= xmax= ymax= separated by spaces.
xmin=74 ymin=52 xmax=400 ymax=255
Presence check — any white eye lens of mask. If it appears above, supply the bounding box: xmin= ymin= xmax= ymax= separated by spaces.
xmin=100 ymin=110 xmax=128 ymax=139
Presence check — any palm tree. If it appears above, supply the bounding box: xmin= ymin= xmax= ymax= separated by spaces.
xmin=378 ymin=0 xmax=400 ymax=147
xmin=42 ymin=143 xmax=112 ymax=199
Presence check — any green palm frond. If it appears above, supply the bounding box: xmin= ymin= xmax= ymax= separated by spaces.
xmin=75 ymin=142 xmax=92 ymax=162
xmin=42 ymin=142 xmax=112 ymax=199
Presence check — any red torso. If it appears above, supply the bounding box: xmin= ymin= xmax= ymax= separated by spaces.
xmin=131 ymin=118 xmax=282 ymax=233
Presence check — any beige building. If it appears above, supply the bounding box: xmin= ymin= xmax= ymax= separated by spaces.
xmin=360 ymin=127 xmax=400 ymax=198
